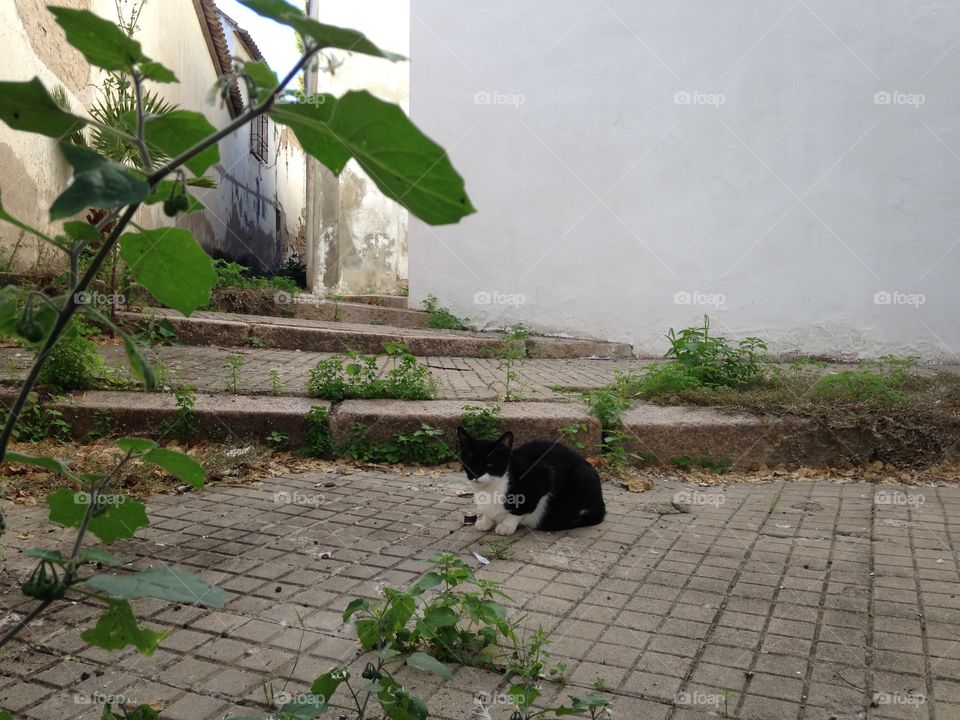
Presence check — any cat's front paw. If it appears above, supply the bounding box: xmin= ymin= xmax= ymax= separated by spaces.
xmin=495 ymin=517 xmax=520 ymax=535
xmin=475 ymin=515 xmax=495 ymax=531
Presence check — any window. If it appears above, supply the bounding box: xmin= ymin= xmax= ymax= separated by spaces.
xmin=250 ymin=114 xmax=269 ymax=163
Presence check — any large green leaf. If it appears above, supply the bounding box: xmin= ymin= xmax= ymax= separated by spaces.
xmin=239 ymin=0 xmax=405 ymax=60
xmin=270 ymin=91 xmax=474 ymax=224
xmin=114 ymin=438 xmax=157 ymax=454
xmin=118 ymin=227 xmax=216 ymax=315
xmin=80 ymin=599 xmax=168 ymax=655
xmin=50 ymin=144 xmax=149 ymax=220
xmin=268 ymin=97 xmax=349 ymax=171
xmin=84 ymin=565 xmax=226 ymax=607
xmin=142 ymin=448 xmax=205 ymax=489
xmin=47 ymin=488 xmax=149 ymax=544
xmin=405 ymin=651 xmax=452 ymax=680
xmin=422 ymin=605 xmax=457 ymax=629
xmin=50 ymin=7 xmax=145 ymax=71
xmin=137 ymin=111 xmax=219 ymax=176
xmin=245 ymin=61 xmax=279 ymax=104
xmin=0 ymin=78 xmax=88 ymax=138
xmin=6 ymin=452 xmax=74 ymax=477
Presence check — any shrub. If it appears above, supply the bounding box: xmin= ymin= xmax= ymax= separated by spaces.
xmin=307 ymin=344 xmax=437 ymax=401
xmin=36 ymin=320 xmax=102 ymax=392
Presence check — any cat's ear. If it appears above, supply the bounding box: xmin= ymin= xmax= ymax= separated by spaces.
xmin=456 ymin=426 xmax=472 ymax=450
xmin=495 ymin=431 xmax=514 ymax=451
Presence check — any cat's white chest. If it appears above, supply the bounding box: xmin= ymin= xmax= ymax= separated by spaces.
xmin=473 ymin=473 xmax=510 ymax=520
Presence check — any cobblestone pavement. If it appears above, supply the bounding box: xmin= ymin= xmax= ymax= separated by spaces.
xmin=2 ymin=471 xmax=959 ymax=719
xmin=0 ymin=346 xmax=652 ymax=400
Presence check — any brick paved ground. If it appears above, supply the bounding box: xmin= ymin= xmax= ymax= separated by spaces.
xmin=0 ymin=346 xmax=651 ymax=400
xmin=2 ymin=471 xmax=959 ymax=719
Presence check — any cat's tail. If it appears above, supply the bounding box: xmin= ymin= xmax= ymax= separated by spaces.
xmin=576 ymin=502 xmax=606 ymax=527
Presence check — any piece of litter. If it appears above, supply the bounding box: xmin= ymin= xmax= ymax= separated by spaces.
xmin=456 ymin=490 xmax=473 ymax=497
xmin=463 ymin=513 xmax=478 ymax=525
xmin=317 ymin=551 xmax=331 ymax=560
xmin=225 ymin=446 xmax=253 ymax=458
xmin=586 ymin=355 xmax=612 ymax=360
xmin=775 ymin=523 xmax=792 ymax=528
xmin=473 ymin=552 xmax=490 ymax=565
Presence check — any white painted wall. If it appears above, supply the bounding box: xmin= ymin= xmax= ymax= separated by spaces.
xmin=409 ymin=1 xmax=960 ymax=361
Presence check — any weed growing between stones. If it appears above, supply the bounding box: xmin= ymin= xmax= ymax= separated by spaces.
xmin=421 ymin=293 xmax=474 ymax=330
xmin=35 ymin=318 xmax=103 ymax=392
xmin=261 ymin=552 xmax=612 ymax=720
xmin=488 ymin=324 xmax=531 ymax=401
xmin=460 ymin=403 xmax=502 ymax=439
xmin=306 ymin=343 xmax=438 ymax=401
xmin=160 ymin=385 xmax=198 ymax=440
xmin=339 ymin=421 xmax=456 ymax=465
xmin=223 ymin=353 xmax=245 ymax=393
xmin=304 ymin=406 xmax=333 ymax=457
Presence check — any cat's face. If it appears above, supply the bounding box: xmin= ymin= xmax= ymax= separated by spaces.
xmin=456 ymin=427 xmax=513 ymax=482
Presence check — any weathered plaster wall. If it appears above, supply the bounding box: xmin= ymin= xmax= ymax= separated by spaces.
xmin=277 ymin=128 xmax=307 ymax=260
xmin=410 ymin=0 xmax=960 ymax=361
xmin=0 ymin=0 xmax=91 ymax=271
xmin=0 ymin=0 xmax=295 ymax=273
xmin=310 ymin=0 xmax=410 ymax=294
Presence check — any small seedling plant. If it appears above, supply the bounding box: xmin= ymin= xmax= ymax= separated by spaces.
xmin=489 ymin=324 xmax=531 ymax=401
xmin=421 ymin=293 xmax=473 ymax=330
xmin=0 ymin=1 xmax=473 ymax=707
xmin=223 ymin=353 xmax=245 ymax=393
xmin=461 ymin=403 xmax=502 ymax=439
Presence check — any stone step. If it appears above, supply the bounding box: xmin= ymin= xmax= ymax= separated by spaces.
xmin=4 ymin=389 xmax=875 ymax=467
xmin=45 ymin=391 xmax=330 ymax=444
xmin=329 ymin=399 xmax=601 ymax=451
xmin=621 ymin=404 xmax=869 ymax=469
xmin=116 ymin=310 xmax=635 ymax=359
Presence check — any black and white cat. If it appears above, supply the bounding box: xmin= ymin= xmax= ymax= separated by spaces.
xmin=456 ymin=427 xmax=606 ymax=535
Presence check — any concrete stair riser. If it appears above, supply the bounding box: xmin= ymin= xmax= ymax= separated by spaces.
xmin=0 ymin=390 xmax=331 ymax=444
xmin=116 ymin=311 xmax=633 ymax=359
xmin=621 ymin=405 xmax=875 ymax=469
xmin=329 ymin=399 xmax=603 ymax=453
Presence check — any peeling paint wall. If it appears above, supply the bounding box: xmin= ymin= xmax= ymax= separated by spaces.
xmin=309 ymin=0 xmax=410 ymax=294
xmin=277 ymin=128 xmax=307 ymax=261
xmin=0 ymin=0 xmax=301 ymax=273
